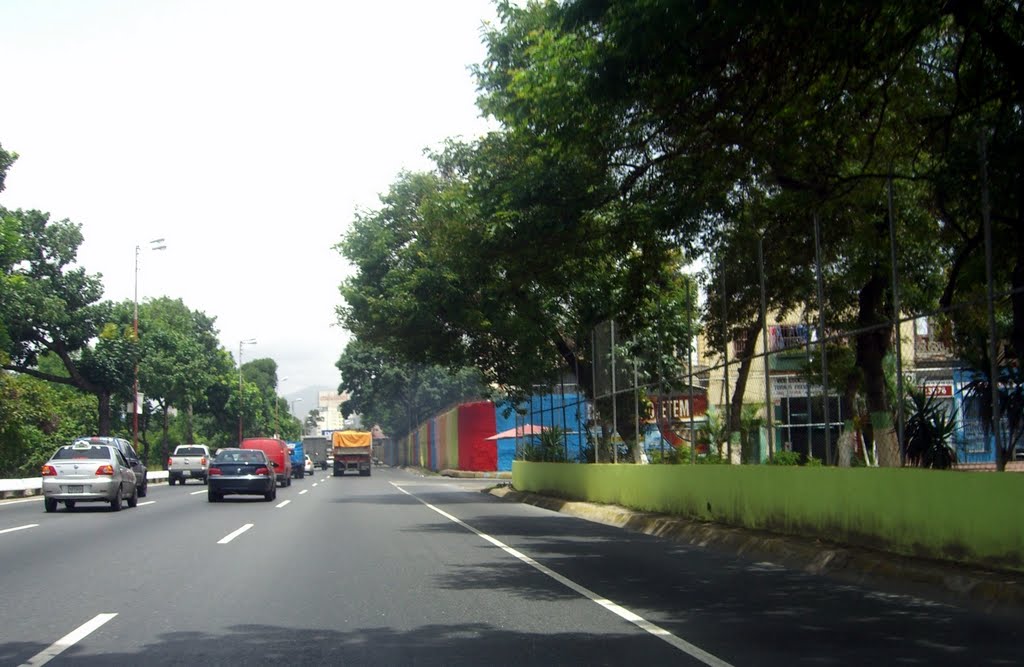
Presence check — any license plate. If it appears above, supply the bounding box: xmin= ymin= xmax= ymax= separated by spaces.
xmin=66 ymin=485 xmax=84 ymax=493
xmin=182 ymin=470 xmax=191 ymax=476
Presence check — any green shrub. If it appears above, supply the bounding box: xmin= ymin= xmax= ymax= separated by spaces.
xmin=766 ymin=450 xmax=802 ymax=465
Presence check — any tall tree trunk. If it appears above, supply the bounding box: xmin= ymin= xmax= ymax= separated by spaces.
xmin=162 ymin=406 xmax=171 ymax=466
xmin=97 ymin=391 xmax=112 ymax=435
xmin=184 ymin=402 xmax=194 ymax=444
xmin=838 ymin=422 xmax=856 ymax=467
xmin=728 ymin=315 xmax=764 ymax=434
xmin=837 ymin=369 xmax=861 ymax=467
xmin=856 ymin=274 xmax=899 ymax=466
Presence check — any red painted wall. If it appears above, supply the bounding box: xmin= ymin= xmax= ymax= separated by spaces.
xmin=457 ymin=401 xmax=498 ymax=471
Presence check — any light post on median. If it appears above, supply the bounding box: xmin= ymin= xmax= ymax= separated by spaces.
xmin=238 ymin=338 xmax=257 ymax=444
xmin=133 ymin=238 xmax=166 ymax=454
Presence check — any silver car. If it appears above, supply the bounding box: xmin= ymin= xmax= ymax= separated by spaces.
xmin=41 ymin=442 xmax=139 ymax=512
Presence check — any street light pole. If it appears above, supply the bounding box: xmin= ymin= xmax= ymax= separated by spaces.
xmin=133 ymin=238 xmax=166 ymax=454
xmin=274 ymin=376 xmax=288 ymax=438
xmin=238 ymin=338 xmax=257 ymax=444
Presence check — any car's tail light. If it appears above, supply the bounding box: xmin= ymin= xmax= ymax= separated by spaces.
xmin=200 ymin=457 xmax=207 ymax=466
xmin=95 ymin=464 xmax=115 ymax=476
xmin=41 ymin=465 xmax=57 ymax=476
xmin=208 ymin=467 xmax=222 ymax=476
xmin=167 ymin=457 xmax=173 ymax=467
xmin=255 ymin=467 xmax=270 ymax=476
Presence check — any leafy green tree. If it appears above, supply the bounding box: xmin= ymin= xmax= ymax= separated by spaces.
xmin=133 ymin=297 xmax=228 ymax=461
xmin=191 ymin=361 xmax=246 ymax=448
xmin=335 ymin=339 xmax=485 ymax=440
xmin=305 ymin=408 xmax=322 ymax=434
xmin=0 ymin=360 xmax=96 ymax=477
xmin=0 ymin=207 xmax=123 ymax=433
xmin=0 ymin=142 xmax=15 ymax=193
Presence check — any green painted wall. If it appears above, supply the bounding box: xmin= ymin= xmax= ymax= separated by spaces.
xmin=512 ymin=462 xmax=1024 ymax=572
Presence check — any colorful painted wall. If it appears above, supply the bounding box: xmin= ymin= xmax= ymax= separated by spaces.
xmin=379 ymin=394 xmax=591 ymax=472
xmin=493 ymin=393 xmax=590 ymax=467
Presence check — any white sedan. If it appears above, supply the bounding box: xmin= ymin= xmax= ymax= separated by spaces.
xmin=304 ymin=455 xmax=315 ymax=476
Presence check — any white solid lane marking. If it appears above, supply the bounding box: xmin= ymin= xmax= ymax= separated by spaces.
xmin=138 ymin=501 xmax=156 ymax=507
xmin=312 ymin=483 xmax=319 ymax=487
xmin=19 ymin=612 xmax=117 ymax=666
xmin=217 ymin=523 xmax=254 ymax=544
xmin=0 ymin=524 xmax=38 ymax=535
xmin=276 ymin=500 xmax=291 ymax=508
xmin=190 ymin=490 xmax=205 ymax=496
xmin=299 ymin=489 xmax=308 ymax=495
xmin=0 ymin=497 xmax=42 ymax=507
xmin=391 ymin=483 xmax=733 ymax=667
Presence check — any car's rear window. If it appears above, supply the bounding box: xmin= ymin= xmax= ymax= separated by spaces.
xmin=214 ymin=450 xmax=266 ymax=464
xmin=177 ymin=447 xmax=207 ymax=456
xmin=53 ymin=445 xmax=110 ymax=460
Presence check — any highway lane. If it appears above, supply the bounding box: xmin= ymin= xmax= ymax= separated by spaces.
xmin=1 ymin=467 xmax=1020 ymax=665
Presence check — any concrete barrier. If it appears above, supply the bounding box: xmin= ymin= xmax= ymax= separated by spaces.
xmin=512 ymin=462 xmax=1024 ymax=573
xmin=1 ymin=471 xmax=170 ymax=499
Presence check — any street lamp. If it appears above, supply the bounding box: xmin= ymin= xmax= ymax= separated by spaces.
xmin=238 ymin=338 xmax=257 ymax=444
xmin=133 ymin=238 xmax=166 ymax=454
xmin=291 ymin=398 xmax=304 ymax=435
xmin=274 ymin=376 xmax=288 ymax=438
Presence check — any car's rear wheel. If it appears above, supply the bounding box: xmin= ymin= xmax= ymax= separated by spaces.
xmin=207 ymin=489 xmax=221 ymax=502
xmin=110 ymin=487 xmax=122 ymax=511
xmin=139 ymin=477 xmax=148 ymax=497
xmin=44 ymin=498 xmax=57 ymax=513
xmin=65 ymin=500 xmax=76 ymax=510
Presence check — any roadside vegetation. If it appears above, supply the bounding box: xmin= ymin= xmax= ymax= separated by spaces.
xmin=5 ymin=1 xmax=1022 ymax=475
xmin=336 ymin=1 xmax=1023 ymax=469
xmin=0 ymin=145 xmax=306 ymax=475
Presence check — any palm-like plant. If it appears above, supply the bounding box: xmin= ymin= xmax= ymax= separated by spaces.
xmin=962 ymin=364 xmax=1024 ymax=470
xmin=903 ymin=389 xmax=957 ymax=469
xmin=520 ymin=426 xmax=568 ymax=463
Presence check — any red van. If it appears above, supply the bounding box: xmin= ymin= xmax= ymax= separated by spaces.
xmin=240 ymin=438 xmax=292 ymax=487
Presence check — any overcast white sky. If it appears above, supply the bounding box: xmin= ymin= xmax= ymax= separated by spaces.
xmin=0 ymin=0 xmax=498 ymax=397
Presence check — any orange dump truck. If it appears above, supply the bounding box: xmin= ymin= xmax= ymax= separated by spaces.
xmin=332 ymin=430 xmax=372 ymax=477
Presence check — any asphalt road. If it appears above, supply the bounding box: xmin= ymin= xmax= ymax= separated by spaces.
xmin=0 ymin=467 xmax=1020 ymax=666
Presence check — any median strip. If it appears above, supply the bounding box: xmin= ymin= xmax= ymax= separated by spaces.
xmin=217 ymin=523 xmax=254 ymax=544
xmin=0 ymin=524 xmax=38 ymax=535
xmin=19 ymin=612 xmax=117 ymax=666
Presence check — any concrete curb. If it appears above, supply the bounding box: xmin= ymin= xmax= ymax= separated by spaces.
xmin=1 ymin=471 xmax=171 ymax=500
xmin=487 ymin=486 xmax=1024 ymax=618
xmin=440 ymin=469 xmax=512 ymax=480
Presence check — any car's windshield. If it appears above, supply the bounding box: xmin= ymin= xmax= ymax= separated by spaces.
xmin=177 ymin=447 xmax=207 ymax=456
xmin=52 ymin=445 xmax=110 ymax=460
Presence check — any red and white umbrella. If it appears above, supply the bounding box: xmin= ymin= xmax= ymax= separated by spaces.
xmin=484 ymin=424 xmax=548 ymax=440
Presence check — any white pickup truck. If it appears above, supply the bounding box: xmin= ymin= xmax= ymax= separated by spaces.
xmin=167 ymin=444 xmax=211 ymax=485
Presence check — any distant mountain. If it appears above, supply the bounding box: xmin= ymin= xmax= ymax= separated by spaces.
xmin=283 ymin=385 xmax=334 ymax=420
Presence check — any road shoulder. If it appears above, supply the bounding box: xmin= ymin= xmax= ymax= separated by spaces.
xmin=486 ymin=484 xmax=1024 ymax=619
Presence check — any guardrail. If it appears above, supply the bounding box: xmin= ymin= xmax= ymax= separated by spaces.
xmin=0 ymin=471 xmax=170 ymax=499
